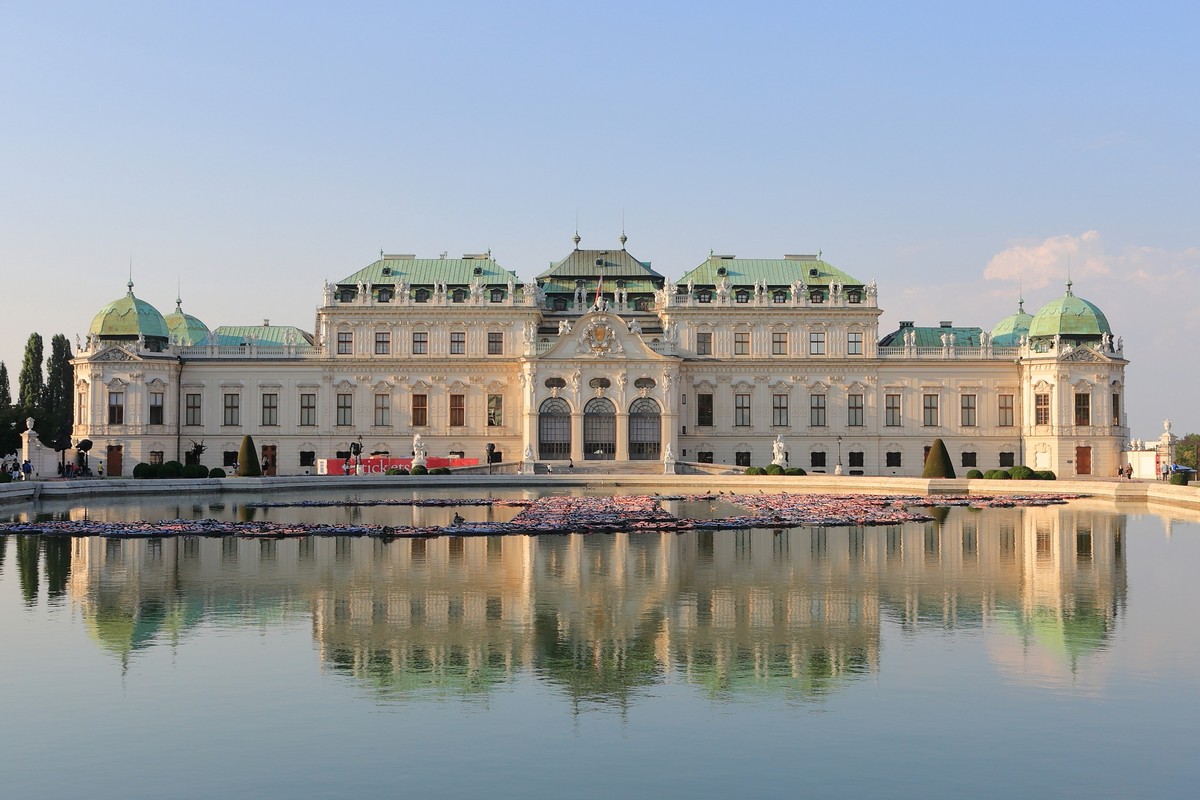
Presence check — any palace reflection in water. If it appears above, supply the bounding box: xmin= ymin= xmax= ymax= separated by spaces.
xmin=3 ymin=503 xmax=1126 ymax=702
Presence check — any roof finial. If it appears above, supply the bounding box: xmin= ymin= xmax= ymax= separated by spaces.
xmin=620 ymin=210 xmax=627 ymax=249
xmin=818 ymin=249 xmax=823 ymax=261
xmin=1066 ymin=255 xmax=1073 ymax=295
xmin=380 ymin=249 xmax=384 ymax=261
xmin=573 ymin=230 xmax=581 ymax=249
xmin=176 ymin=277 xmax=182 ymax=312
xmin=1018 ymin=277 xmax=1024 ymax=312
xmin=574 ymin=209 xmax=581 ymax=249
xmin=128 ymin=253 xmax=134 ymax=294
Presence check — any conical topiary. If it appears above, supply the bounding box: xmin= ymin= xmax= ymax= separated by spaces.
xmin=922 ymin=438 xmax=956 ymax=479
xmin=236 ymin=435 xmax=262 ymax=477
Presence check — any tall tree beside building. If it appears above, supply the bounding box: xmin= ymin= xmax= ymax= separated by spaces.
xmin=17 ymin=333 xmax=44 ymax=409
xmin=44 ymin=334 xmax=75 ymax=439
xmin=0 ymin=361 xmax=10 ymax=407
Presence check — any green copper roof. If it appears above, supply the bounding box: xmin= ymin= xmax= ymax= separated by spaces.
xmin=990 ymin=300 xmax=1033 ymax=346
xmin=337 ymin=256 xmax=521 ymax=287
xmin=88 ymin=281 xmax=170 ymax=340
xmin=679 ymin=255 xmax=863 ymax=287
xmin=1028 ymin=281 xmax=1111 ymax=339
xmin=538 ymin=277 xmax=661 ymax=295
xmin=879 ymin=325 xmax=984 ymax=347
xmin=537 ymin=247 xmax=664 ymax=281
xmin=164 ymin=299 xmax=211 ymax=346
xmin=205 ymin=325 xmax=315 ymax=348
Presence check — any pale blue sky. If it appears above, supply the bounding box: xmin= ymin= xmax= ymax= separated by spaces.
xmin=3 ymin=0 xmax=1197 ymax=436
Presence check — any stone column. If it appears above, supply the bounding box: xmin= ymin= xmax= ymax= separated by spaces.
xmin=570 ymin=412 xmax=584 ymax=462
xmin=615 ymin=412 xmax=629 ymax=461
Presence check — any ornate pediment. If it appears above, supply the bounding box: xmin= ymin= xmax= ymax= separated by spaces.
xmin=92 ymin=346 xmax=135 ymax=362
xmin=575 ymin=318 xmax=626 ymax=357
xmin=1061 ymin=346 xmax=1108 ymax=363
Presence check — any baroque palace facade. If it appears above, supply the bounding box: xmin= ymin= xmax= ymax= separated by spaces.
xmin=72 ymin=237 xmax=1128 ymax=477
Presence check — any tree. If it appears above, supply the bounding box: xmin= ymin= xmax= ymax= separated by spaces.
xmin=0 ymin=361 xmax=10 ymax=407
xmin=236 ymin=435 xmax=262 ymax=477
xmin=1176 ymin=433 xmax=1200 ymax=470
xmin=17 ymin=333 xmax=44 ymax=409
xmin=43 ymin=334 xmax=74 ymax=441
xmin=922 ymin=438 xmax=956 ymax=479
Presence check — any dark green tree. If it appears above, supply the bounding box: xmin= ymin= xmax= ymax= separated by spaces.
xmin=17 ymin=333 xmax=44 ymax=409
xmin=922 ymin=438 xmax=956 ymax=479
xmin=0 ymin=361 xmax=10 ymax=407
xmin=44 ymin=334 xmax=74 ymax=444
xmin=236 ymin=435 xmax=262 ymax=477
xmin=1175 ymin=433 xmax=1199 ymax=470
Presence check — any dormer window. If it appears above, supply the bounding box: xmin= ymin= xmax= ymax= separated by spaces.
xmin=698 ymin=290 xmax=712 ymax=303
xmin=848 ymin=290 xmax=861 ymax=304
xmin=810 ymin=290 xmax=825 ymax=303
xmin=716 ymin=266 xmax=727 ymax=276
xmin=452 ymin=289 xmax=466 ymax=303
xmin=553 ymin=298 xmax=568 ymax=311
xmin=338 ymin=289 xmax=355 ymax=303
xmin=415 ymin=288 xmax=430 ymax=303
xmin=377 ymin=288 xmax=393 ymax=303
xmin=634 ymin=298 xmax=648 ymax=311
xmin=736 ymin=290 xmax=750 ymax=303
xmin=773 ymin=290 xmax=787 ymax=304
xmin=490 ymin=288 xmax=505 ymax=303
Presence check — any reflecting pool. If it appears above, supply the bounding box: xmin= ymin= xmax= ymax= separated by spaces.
xmin=2 ymin=489 xmax=1199 ymax=798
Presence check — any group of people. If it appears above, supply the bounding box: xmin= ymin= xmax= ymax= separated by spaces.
xmin=56 ymin=462 xmax=91 ymax=479
xmin=2 ymin=459 xmax=33 ymax=481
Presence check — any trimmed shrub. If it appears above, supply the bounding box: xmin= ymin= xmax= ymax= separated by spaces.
xmin=744 ymin=466 xmax=764 ymax=475
xmin=0 ymin=472 xmax=11 ymax=483
xmin=1036 ymin=470 xmax=1056 ymax=480
xmin=785 ymin=467 xmax=806 ymax=476
xmin=431 ymin=467 xmax=451 ymax=475
xmin=984 ymin=469 xmax=1012 ymax=480
xmin=1169 ymin=472 xmax=1190 ymax=486
xmin=209 ymin=467 xmax=227 ymax=478
xmin=1009 ymin=465 xmax=1037 ymax=480
xmin=410 ymin=465 xmax=428 ymax=476
xmin=385 ymin=467 xmax=404 ymax=475
xmin=182 ymin=463 xmax=208 ymax=479
xmin=236 ymin=436 xmax=261 ymax=477
xmin=965 ymin=469 xmax=984 ymax=479
xmin=765 ymin=464 xmax=785 ymax=475
xmin=132 ymin=462 xmax=153 ymax=479
xmin=161 ymin=460 xmax=184 ymax=479
xmin=922 ymin=438 xmax=956 ymax=479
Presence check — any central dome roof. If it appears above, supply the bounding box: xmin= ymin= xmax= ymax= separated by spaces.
xmin=1028 ymin=281 xmax=1111 ymax=340
xmin=89 ymin=281 xmax=170 ymax=341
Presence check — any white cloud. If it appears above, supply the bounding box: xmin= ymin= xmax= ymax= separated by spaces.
xmin=984 ymin=230 xmax=1109 ymax=289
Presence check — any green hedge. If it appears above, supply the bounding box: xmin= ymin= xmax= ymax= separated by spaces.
xmin=1170 ymin=472 xmax=1190 ymax=486
xmin=1036 ymin=470 xmax=1056 ymax=480
xmin=984 ymin=469 xmax=1012 ymax=479
xmin=1009 ymin=465 xmax=1037 ymax=480
xmin=765 ymin=464 xmax=785 ymax=475
xmin=410 ymin=465 xmax=428 ymax=476
xmin=209 ymin=467 xmax=226 ymax=478
xmin=785 ymin=467 xmax=806 ymax=476
xmin=965 ymin=469 xmax=984 ymax=479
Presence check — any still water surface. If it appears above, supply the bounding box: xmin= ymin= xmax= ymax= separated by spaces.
xmin=2 ymin=487 xmax=1199 ymax=799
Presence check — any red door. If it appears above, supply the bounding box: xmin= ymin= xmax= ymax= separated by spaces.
xmin=1075 ymin=446 xmax=1092 ymax=476
xmin=261 ymin=445 xmax=277 ymax=476
xmin=106 ymin=445 xmax=123 ymax=477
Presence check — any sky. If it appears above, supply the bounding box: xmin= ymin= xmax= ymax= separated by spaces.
xmin=2 ymin=0 xmax=1197 ymax=437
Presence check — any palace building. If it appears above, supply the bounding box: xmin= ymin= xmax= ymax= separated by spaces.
xmin=72 ymin=237 xmax=1128 ymax=477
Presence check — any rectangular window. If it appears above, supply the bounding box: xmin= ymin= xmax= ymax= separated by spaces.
xmin=412 ymin=332 xmax=428 ymax=355
xmin=412 ymin=394 xmax=428 ymax=427
xmin=923 ymin=394 xmax=939 ymax=427
xmin=374 ymin=394 xmax=390 ymax=427
xmin=734 ymin=332 xmax=750 ymax=355
xmin=772 ymin=394 xmax=789 ymax=427
xmin=961 ymin=394 xmax=977 ymax=427
xmin=811 ymin=451 xmax=827 ymax=468
xmin=450 ymin=394 xmax=465 ymax=426
xmin=735 ymin=451 xmax=751 ymax=467
xmin=849 ymin=451 xmax=864 ymax=468
xmin=809 ymin=332 xmax=826 ymax=355
xmin=697 ymin=394 xmax=714 ymax=427
xmin=1112 ymin=393 xmax=1120 ymax=426
xmin=886 ymin=451 xmax=902 ymax=467
xmin=262 ymin=393 xmax=278 ymax=426
xmin=223 ymin=451 xmax=238 ymax=467
xmin=148 ymin=451 xmax=164 ymax=465
xmin=375 ymin=332 xmax=390 ymax=355
xmin=336 ymin=393 xmax=353 ymax=426
xmin=885 ymin=394 xmax=901 ymax=427
xmin=107 ymin=392 xmax=125 ymax=424
xmin=148 ymin=391 xmax=164 ymax=425
xmin=696 ymin=332 xmax=713 ymax=356
xmin=487 ymin=394 xmax=503 ymax=427
xmin=451 ymin=331 xmax=466 ymax=355
xmin=848 ymin=331 xmax=863 ymax=355
xmin=998 ymin=394 xmax=1014 ymax=427
xmin=848 ymin=394 xmax=864 ymax=427
xmin=697 ymin=451 xmax=714 ymax=463
xmin=299 ymin=451 xmax=316 ymax=467
xmin=999 ymin=451 xmax=1015 ymax=468
xmin=772 ymin=332 xmax=788 ymax=355
xmin=962 ymin=452 xmax=977 ymax=468
xmin=299 ymin=393 xmax=316 ymax=426
xmin=223 ymin=393 xmax=240 ymax=426
xmin=185 ymin=393 xmax=202 ymax=426
xmin=1074 ymin=393 xmax=1091 ymax=426
xmin=1035 ymin=393 xmax=1050 ymax=425
xmin=488 ymin=332 xmax=503 ymax=355
xmin=734 ymin=393 xmax=751 ymax=427
xmin=337 ymin=331 xmax=353 ymax=355
xmin=809 ymin=394 xmax=827 ymax=427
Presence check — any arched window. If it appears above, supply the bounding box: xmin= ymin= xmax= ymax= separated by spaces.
xmin=583 ymin=397 xmax=616 ymax=460
xmin=538 ymin=397 xmax=571 ymax=459
xmin=629 ymin=397 xmax=661 ymax=460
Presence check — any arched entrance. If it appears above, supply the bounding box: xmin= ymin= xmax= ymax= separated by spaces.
xmin=584 ymin=397 xmax=616 ymax=460
xmin=629 ymin=397 xmax=661 ymax=460
xmin=538 ymin=398 xmax=571 ymax=459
